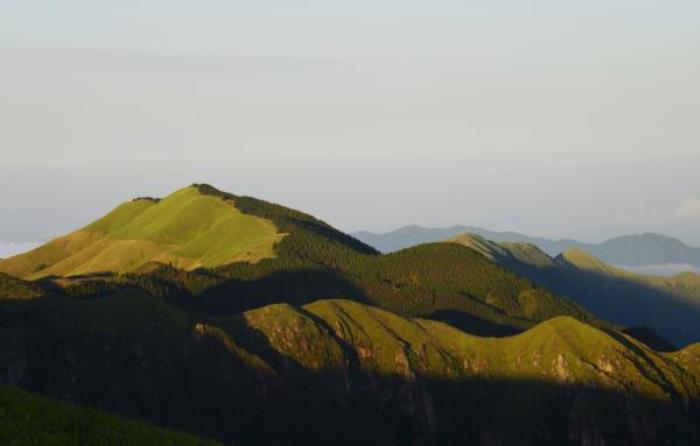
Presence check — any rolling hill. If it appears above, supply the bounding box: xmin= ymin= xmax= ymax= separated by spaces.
xmin=447 ymin=233 xmax=700 ymax=346
xmin=0 ymin=184 xmax=596 ymax=339
xmin=1 ymin=291 xmax=699 ymax=444
xmin=4 ymin=184 xmax=700 ymax=444
xmin=353 ymin=225 xmax=700 ymax=269
xmin=0 ymin=186 xmax=287 ymax=279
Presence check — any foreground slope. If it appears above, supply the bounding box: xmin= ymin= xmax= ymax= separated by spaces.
xmin=0 ymin=386 xmax=219 ymax=445
xmin=2 ymin=293 xmax=699 ymax=444
xmin=448 ymin=233 xmax=700 ymax=346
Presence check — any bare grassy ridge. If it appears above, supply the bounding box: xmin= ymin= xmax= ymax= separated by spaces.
xmin=0 ymin=187 xmax=285 ymax=279
xmin=244 ymin=299 xmax=700 ymax=404
xmin=448 ymin=233 xmax=700 ymax=346
xmin=0 ymin=185 xmax=599 ymax=338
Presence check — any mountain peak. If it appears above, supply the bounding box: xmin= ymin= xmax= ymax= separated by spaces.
xmin=0 ymin=185 xmax=287 ymax=278
xmin=0 ymin=183 xmax=379 ymax=280
xmin=445 ymin=232 xmax=507 ymax=261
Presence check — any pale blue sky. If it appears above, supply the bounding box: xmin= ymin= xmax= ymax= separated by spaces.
xmin=2 ymin=1 xmax=700 ymax=254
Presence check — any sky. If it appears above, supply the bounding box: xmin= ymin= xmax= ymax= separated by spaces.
xmin=2 ymin=1 xmax=700 ymax=256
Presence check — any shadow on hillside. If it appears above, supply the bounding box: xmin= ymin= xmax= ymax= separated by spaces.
xmin=427 ymin=309 xmax=521 ymax=337
xmin=164 ymin=267 xmax=527 ymax=339
xmin=506 ymin=260 xmax=700 ymax=348
xmin=3 ymin=295 xmax=700 ymax=446
xmin=170 ymin=268 xmax=370 ymax=315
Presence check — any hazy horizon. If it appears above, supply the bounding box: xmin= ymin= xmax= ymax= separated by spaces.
xmin=3 ymin=1 xmax=700 ymax=253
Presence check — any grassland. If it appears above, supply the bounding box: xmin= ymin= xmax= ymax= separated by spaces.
xmin=3 ymin=185 xmax=700 ymax=443
xmin=3 ymin=290 xmax=700 ymax=444
xmin=448 ymin=232 xmax=700 ymax=346
xmin=242 ymin=298 xmax=699 ymax=403
xmin=0 ymin=187 xmax=285 ymax=279
xmin=561 ymin=248 xmax=700 ymax=297
xmin=0 ymin=185 xmax=599 ymax=340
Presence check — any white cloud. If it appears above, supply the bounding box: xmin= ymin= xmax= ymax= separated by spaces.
xmin=620 ymin=263 xmax=699 ymax=277
xmin=678 ymin=198 xmax=700 ymax=219
xmin=0 ymin=241 xmax=40 ymax=258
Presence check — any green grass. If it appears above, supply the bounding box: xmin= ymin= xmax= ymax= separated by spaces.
xmin=0 ymin=187 xmax=285 ymax=278
xmin=561 ymin=248 xmax=700 ymax=297
xmin=448 ymin=233 xmax=556 ymax=268
xmin=3 ymin=292 xmax=700 ymax=444
xmin=88 ymin=187 xmax=284 ymax=264
xmin=0 ymin=386 xmax=220 ymax=446
xmin=0 ymin=184 xmax=598 ymax=338
xmin=448 ymin=233 xmax=700 ymax=346
xmin=237 ymin=298 xmax=700 ymax=403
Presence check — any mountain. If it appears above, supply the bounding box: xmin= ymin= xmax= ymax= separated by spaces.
xmin=2 ymin=291 xmax=700 ymax=444
xmin=448 ymin=233 xmax=700 ymax=346
xmin=586 ymin=233 xmax=700 ymax=267
xmin=4 ymin=184 xmax=700 ymax=444
xmin=0 ymin=184 xmax=377 ymax=280
xmin=0 ymin=186 xmax=288 ymax=279
xmin=0 ymin=385 xmax=218 ymax=445
xmin=0 ymin=184 xmax=596 ymax=339
xmin=353 ymin=225 xmax=582 ymax=255
xmin=353 ymin=226 xmax=700 ymax=269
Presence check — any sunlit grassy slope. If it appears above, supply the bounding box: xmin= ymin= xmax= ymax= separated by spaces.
xmin=4 ymin=291 xmax=700 ymax=443
xmin=0 ymin=386 xmax=219 ymax=446
xmin=240 ymin=298 xmax=699 ymax=403
xmin=446 ymin=233 xmax=555 ymax=268
xmin=5 ymin=291 xmax=698 ymax=406
xmin=448 ymin=234 xmax=700 ymax=302
xmin=448 ymin=232 xmax=700 ymax=346
xmin=561 ymin=248 xmax=700 ymax=294
xmin=0 ymin=186 xmax=286 ymax=279
xmin=0 ymin=185 xmax=594 ymax=338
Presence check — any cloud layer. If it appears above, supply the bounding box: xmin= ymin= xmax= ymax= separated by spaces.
xmin=0 ymin=241 xmax=40 ymax=259
xmin=678 ymin=198 xmax=700 ymax=220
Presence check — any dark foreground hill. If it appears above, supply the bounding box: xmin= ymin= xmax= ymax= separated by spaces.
xmin=0 ymin=385 xmax=219 ymax=445
xmin=2 ymin=291 xmax=700 ymax=445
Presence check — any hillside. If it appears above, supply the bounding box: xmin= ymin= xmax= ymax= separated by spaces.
xmin=2 ymin=292 xmax=699 ymax=444
xmin=0 ymin=386 xmax=219 ymax=445
xmin=6 ymin=184 xmax=700 ymax=443
xmin=0 ymin=184 xmax=595 ymax=339
xmin=448 ymin=233 xmax=700 ymax=346
xmin=354 ymin=226 xmax=700 ymax=269
xmin=0 ymin=186 xmax=289 ymax=279
xmin=0 ymin=272 xmax=49 ymax=300
xmin=353 ymin=225 xmax=581 ymax=255
xmin=117 ymin=239 xmax=599 ymax=337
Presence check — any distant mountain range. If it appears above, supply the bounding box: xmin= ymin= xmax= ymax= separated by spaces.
xmin=352 ymin=225 xmax=700 ymax=269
